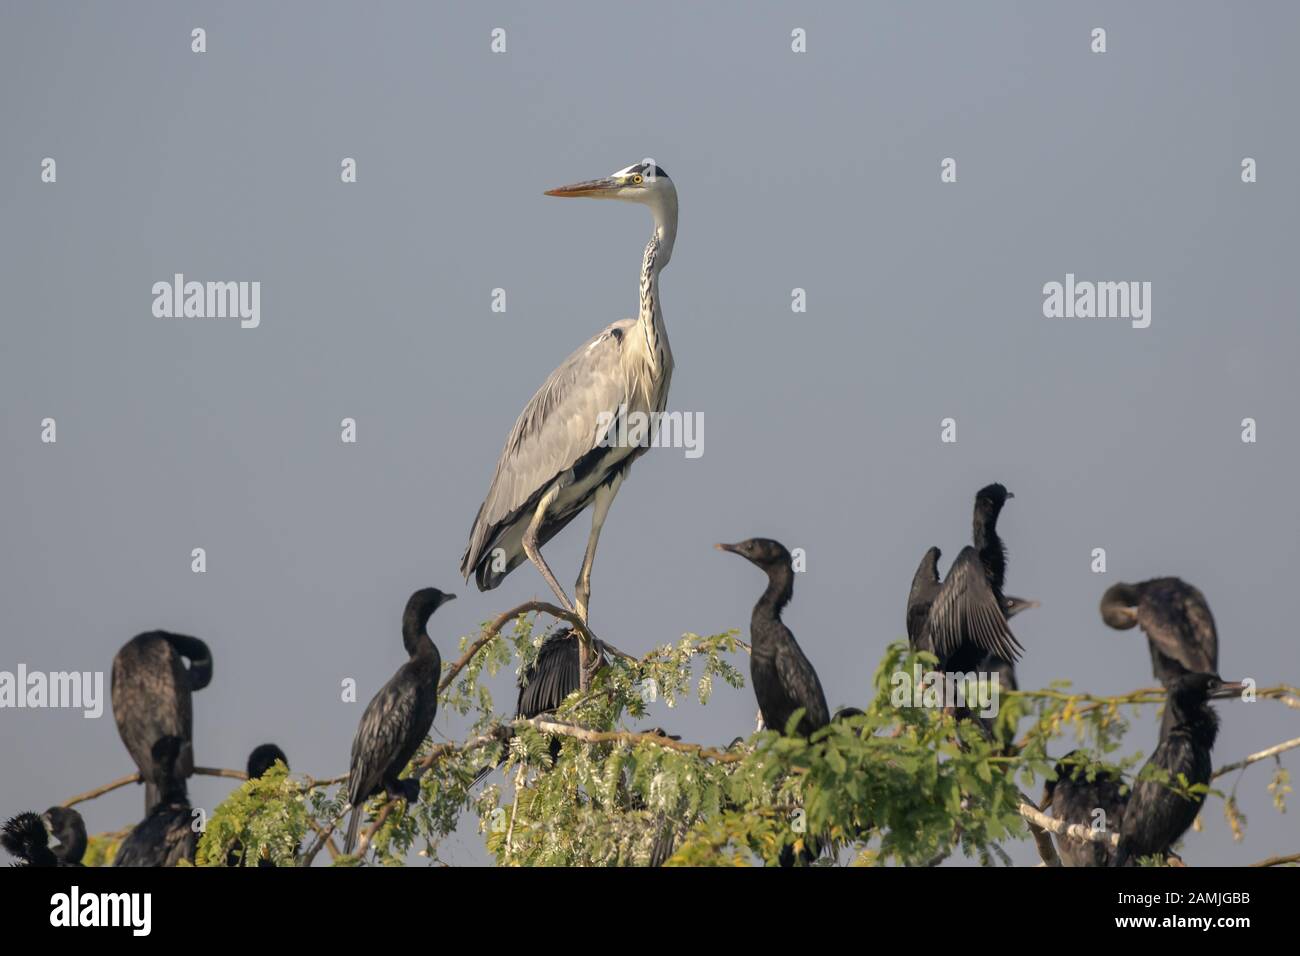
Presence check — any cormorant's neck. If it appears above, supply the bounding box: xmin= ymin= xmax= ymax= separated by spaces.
xmin=755 ymin=565 xmax=795 ymax=623
xmin=973 ymin=509 xmax=1007 ymax=590
xmin=402 ymin=614 xmax=436 ymax=660
xmin=1165 ymin=697 xmax=1220 ymax=750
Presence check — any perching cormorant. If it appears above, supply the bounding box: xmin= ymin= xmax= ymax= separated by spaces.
xmin=114 ymin=735 xmax=198 ymax=867
xmin=470 ymin=625 xmax=611 ymax=788
xmin=2 ymin=807 xmax=86 ymax=867
xmin=343 ymin=588 xmax=454 ymax=855
xmin=912 ymin=484 xmax=1024 ymax=674
xmin=246 ymin=743 xmax=289 ymax=781
xmin=1100 ymin=578 xmax=1219 ymax=687
xmin=1041 ymin=750 xmax=1126 ymax=867
xmin=226 ymin=744 xmax=290 ymax=867
xmin=1113 ymin=672 xmax=1240 ymax=866
xmin=111 ymin=631 xmax=212 ymax=814
xmin=717 ymin=538 xmax=830 ymax=738
xmin=907 ymin=545 xmax=1037 ymax=650
xmin=42 ymin=806 xmax=86 ymax=866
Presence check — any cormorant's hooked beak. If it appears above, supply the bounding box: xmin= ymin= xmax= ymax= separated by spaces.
xmin=545 ymin=176 xmax=621 ymax=198
xmin=1005 ymin=491 xmax=1015 ymax=499
xmin=1211 ymin=680 xmax=1248 ymax=698
xmin=715 ymin=542 xmax=741 ymax=555
xmin=440 ymin=593 xmax=457 ymax=608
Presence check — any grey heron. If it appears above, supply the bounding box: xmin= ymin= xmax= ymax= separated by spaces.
xmin=343 ymin=587 xmax=454 ymax=854
xmin=460 ymin=161 xmax=677 ymax=623
xmin=1100 ymin=578 xmax=1219 ymax=687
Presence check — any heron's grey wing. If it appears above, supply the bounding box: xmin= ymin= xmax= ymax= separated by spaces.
xmin=924 ymin=547 xmax=1024 ymax=665
xmin=1137 ymin=583 xmax=1218 ymax=675
xmin=461 ymin=320 xmax=636 ymax=576
xmin=774 ymin=634 xmax=831 ymax=732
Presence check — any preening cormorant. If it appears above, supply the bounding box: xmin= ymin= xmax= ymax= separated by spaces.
xmin=114 ymin=735 xmax=198 ymax=867
xmin=1100 ymin=578 xmax=1219 ymax=687
xmin=910 ymin=484 xmax=1024 ymax=674
xmin=343 ymin=588 xmax=454 ymax=854
xmin=111 ymin=630 xmax=212 ymax=814
xmin=717 ymin=538 xmax=829 ymax=738
xmin=1042 ymin=750 xmax=1126 ymax=867
xmin=2 ymin=807 xmax=86 ymax=867
xmin=226 ymin=744 xmax=290 ymax=867
xmin=1113 ymin=672 xmax=1240 ymax=866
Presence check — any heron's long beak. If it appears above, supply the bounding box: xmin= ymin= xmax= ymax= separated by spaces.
xmin=545 ymin=176 xmax=621 ymax=198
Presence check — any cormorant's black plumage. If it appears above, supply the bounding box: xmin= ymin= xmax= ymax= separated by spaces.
xmin=111 ymin=631 xmax=212 ymax=814
xmin=1042 ymin=751 xmax=1126 ymax=867
xmin=114 ymin=735 xmax=198 ymax=867
xmin=717 ymin=538 xmax=829 ymax=737
xmin=226 ymin=744 xmax=291 ymax=866
xmin=916 ymin=484 xmax=1023 ymax=673
xmin=1101 ymin=578 xmax=1219 ymax=687
xmin=2 ymin=812 xmax=57 ymax=866
xmin=1114 ymin=672 xmax=1233 ymax=866
xmin=343 ymin=588 xmax=453 ymax=854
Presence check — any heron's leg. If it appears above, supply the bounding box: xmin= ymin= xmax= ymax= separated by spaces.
xmin=575 ymin=470 xmax=624 ymax=622
xmin=522 ymin=484 xmax=576 ymax=614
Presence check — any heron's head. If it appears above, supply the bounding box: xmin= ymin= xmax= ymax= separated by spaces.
xmin=545 ymin=161 xmax=675 ymax=208
xmin=716 ymin=537 xmax=792 ymax=572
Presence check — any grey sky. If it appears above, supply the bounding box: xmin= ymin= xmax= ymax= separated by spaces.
xmin=1 ymin=1 xmax=1296 ymax=866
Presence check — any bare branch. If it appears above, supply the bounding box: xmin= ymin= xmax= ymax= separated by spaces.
xmin=1213 ymin=736 xmax=1300 ymax=779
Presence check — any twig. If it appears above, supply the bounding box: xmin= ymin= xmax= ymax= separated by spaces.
xmin=62 ymin=772 xmax=142 ymax=808
xmin=1249 ymin=852 xmax=1300 ymax=867
xmin=439 ymin=601 xmax=597 ymax=694
xmin=1213 ymin=736 xmax=1300 ymax=779
xmin=1018 ymin=791 xmax=1063 ymax=865
xmin=1018 ymin=799 xmax=1119 ymax=848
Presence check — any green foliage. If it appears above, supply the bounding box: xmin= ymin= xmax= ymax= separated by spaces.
xmin=195 ymin=763 xmax=308 ymax=866
xmin=70 ymin=615 xmax=1295 ymax=867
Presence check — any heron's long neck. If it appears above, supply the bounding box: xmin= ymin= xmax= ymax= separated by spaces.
xmin=637 ymin=207 xmax=676 ymax=381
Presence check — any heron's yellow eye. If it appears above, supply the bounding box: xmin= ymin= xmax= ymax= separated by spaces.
xmin=632 ymin=174 xmax=643 ymax=184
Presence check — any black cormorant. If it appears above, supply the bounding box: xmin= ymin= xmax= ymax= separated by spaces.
xmin=2 ymin=807 xmax=86 ymax=866
xmin=246 ymin=743 xmax=289 ymax=781
xmin=1100 ymin=578 xmax=1219 ymax=687
xmin=114 ymin=735 xmax=198 ymax=867
xmin=226 ymin=744 xmax=290 ymax=867
xmin=1041 ymin=750 xmax=1126 ymax=867
xmin=716 ymin=538 xmax=830 ymax=737
xmin=1113 ymin=672 xmax=1240 ymax=866
xmin=111 ymin=631 xmax=212 ymax=814
xmin=343 ymin=588 xmax=454 ymax=854
xmin=910 ymin=484 xmax=1024 ymax=674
